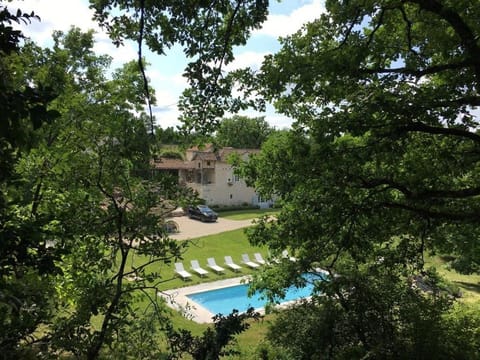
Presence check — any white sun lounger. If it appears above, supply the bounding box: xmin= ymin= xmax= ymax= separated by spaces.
xmin=241 ymin=254 xmax=260 ymax=269
xmin=191 ymin=260 xmax=208 ymax=277
xmin=282 ymin=250 xmax=297 ymax=262
xmin=174 ymin=262 xmax=192 ymax=280
xmin=253 ymin=252 xmax=266 ymax=265
xmin=207 ymin=257 xmax=225 ymax=274
xmin=224 ymin=256 xmax=242 ymax=272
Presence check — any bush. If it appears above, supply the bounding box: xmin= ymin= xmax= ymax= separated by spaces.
xmin=160 ymin=150 xmax=183 ymax=159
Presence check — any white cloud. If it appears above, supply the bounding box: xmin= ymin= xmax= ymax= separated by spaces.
xmin=94 ymin=39 xmax=137 ymax=68
xmin=8 ymin=0 xmax=138 ymax=68
xmin=153 ymin=103 xmax=181 ymax=129
xmin=154 ymin=89 xmax=178 ymax=108
xmin=6 ymin=0 xmax=306 ymax=129
xmin=224 ymin=51 xmax=270 ymax=72
xmin=8 ymin=0 xmax=100 ymax=44
xmin=256 ymin=0 xmax=325 ymax=38
xmin=151 ymin=72 xmax=188 ymax=90
xmin=233 ymin=105 xmax=294 ymax=130
xmin=265 ymin=114 xmax=294 ymax=129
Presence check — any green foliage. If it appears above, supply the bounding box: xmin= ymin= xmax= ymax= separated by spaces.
xmin=0 ymin=22 xmax=197 ymax=358
xmin=160 ymin=149 xmax=184 ymax=160
xmin=0 ymin=7 xmax=62 ymax=356
xmin=155 ymin=126 xmax=183 ymax=145
xmin=1 ymin=1 xmax=271 ymax=357
xmin=215 ymin=115 xmax=275 ymax=149
xmin=267 ymin=268 xmax=480 ymax=360
xmin=89 ymin=0 xmax=269 ymax=134
xmin=211 ymin=204 xmax=260 ymax=213
xmin=239 ymin=0 xmax=480 ymax=279
xmin=235 ymin=1 xmax=480 ymax=357
xmin=103 ymin=307 xmax=170 ymax=360
xmin=166 ymin=308 xmax=261 ymax=360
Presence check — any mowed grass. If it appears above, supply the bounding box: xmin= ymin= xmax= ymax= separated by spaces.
xmin=218 ymin=208 xmax=279 ymax=220
xmin=131 ymin=227 xmax=267 ymax=292
xmin=129 ymin=220 xmax=273 ymax=358
xmin=425 ymin=254 xmax=480 ymax=303
xmin=127 ymin=210 xmax=480 ymax=358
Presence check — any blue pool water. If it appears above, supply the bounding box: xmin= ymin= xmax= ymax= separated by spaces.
xmin=187 ymin=273 xmax=325 ymax=315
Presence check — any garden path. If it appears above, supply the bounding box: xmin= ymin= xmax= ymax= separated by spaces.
xmin=168 ymin=216 xmax=254 ymax=240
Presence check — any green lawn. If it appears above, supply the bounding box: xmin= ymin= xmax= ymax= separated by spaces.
xmin=130 ymin=223 xmax=272 ymax=358
xmin=138 ymin=228 xmax=267 ymax=292
xmin=128 ymin=211 xmax=480 ymax=359
xmin=218 ymin=208 xmax=279 ymax=220
xmin=425 ymin=254 xmax=480 ymax=303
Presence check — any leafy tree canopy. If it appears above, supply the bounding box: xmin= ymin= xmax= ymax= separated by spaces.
xmin=216 ymin=115 xmax=275 ymax=148
xmin=89 ymin=0 xmax=269 ymax=134
xmin=0 ymin=23 xmax=196 ymax=358
xmin=2 ymin=0 xmax=271 ymax=356
xmin=242 ymin=0 xmax=480 ymax=276
xmin=236 ymin=0 xmax=480 ymax=357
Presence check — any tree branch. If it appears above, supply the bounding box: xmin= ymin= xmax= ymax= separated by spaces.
xmin=380 ymin=201 xmax=480 ymax=222
xmin=360 ymin=177 xmax=413 ymax=197
xmin=137 ymin=0 xmax=154 ymax=135
xmin=398 ymin=121 xmax=480 ymax=143
xmin=361 ymin=177 xmax=480 ymax=200
xmin=366 ymin=8 xmax=385 ymax=47
xmin=337 ymin=8 xmax=361 ymax=49
xmin=360 ymin=59 xmax=475 ymax=78
xmin=408 ymin=0 xmax=480 ymax=88
xmin=399 ymin=4 xmax=418 ymax=56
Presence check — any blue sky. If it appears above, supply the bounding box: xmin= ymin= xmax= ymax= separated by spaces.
xmin=8 ymin=0 xmax=326 ymax=129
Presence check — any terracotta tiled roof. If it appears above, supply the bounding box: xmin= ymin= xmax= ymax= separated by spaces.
xmin=152 ymin=147 xmax=260 ymax=168
xmin=193 ymin=152 xmax=217 ymax=161
xmin=151 ymin=158 xmax=195 ymax=169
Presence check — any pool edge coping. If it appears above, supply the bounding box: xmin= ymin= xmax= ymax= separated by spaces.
xmin=159 ymin=276 xmax=254 ymax=323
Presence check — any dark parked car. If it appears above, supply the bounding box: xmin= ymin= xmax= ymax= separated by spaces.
xmin=187 ymin=205 xmax=218 ymax=222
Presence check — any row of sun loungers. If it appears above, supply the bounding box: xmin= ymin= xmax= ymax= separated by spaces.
xmin=174 ymin=253 xmax=268 ymax=280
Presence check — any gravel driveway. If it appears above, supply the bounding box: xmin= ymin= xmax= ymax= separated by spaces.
xmin=168 ymin=216 xmax=254 ymax=240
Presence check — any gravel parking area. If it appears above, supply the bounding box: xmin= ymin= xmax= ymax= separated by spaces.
xmin=168 ymin=216 xmax=254 ymax=240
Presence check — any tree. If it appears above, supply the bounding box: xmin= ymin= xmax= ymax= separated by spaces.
xmin=155 ymin=126 xmax=183 ymax=145
xmin=2 ymin=1 xmax=272 ymax=356
xmin=0 ymin=7 xmax=62 ymax=356
xmin=267 ymin=272 xmax=480 ymax=360
xmin=235 ymin=0 xmax=480 ymax=356
xmin=166 ymin=308 xmax=260 ymax=360
xmin=1 ymin=25 xmax=196 ymax=358
xmin=88 ymin=0 xmax=270 ymax=134
xmin=215 ymin=115 xmax=274 ymax=148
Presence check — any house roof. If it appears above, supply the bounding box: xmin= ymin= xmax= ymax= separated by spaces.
xmin=192 ymin=152 xmax=217 ymax=161
xmin=151 ymin=158 xmax=195 ymax=170
xmin=152 ymin=146 xmax=260 ymax=170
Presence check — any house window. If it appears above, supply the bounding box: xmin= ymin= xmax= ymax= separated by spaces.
xmin=234 ymin=174 xmax=240 ymax=182
xmin=207 ymin=161 xmax=211 ymax=166
xmin=230 ymin=194 xmax=233 ymax=199
xmin=198 ymin=162 xmax=201 ymax=168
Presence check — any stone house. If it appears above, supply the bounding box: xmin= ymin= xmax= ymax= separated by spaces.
xmin=152 ymin=145 xmax=273 ymax=207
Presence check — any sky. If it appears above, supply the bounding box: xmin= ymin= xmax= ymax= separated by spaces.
xmin=7 ymin=0 xmax=326 ymax=129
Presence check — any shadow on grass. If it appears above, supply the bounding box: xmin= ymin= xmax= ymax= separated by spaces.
xmin=439 ymin=255 xmax=456 ymax=263
xmin=454 ymin=281 xmax=480 ymax=295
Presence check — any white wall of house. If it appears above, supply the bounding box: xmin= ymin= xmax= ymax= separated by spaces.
xmin=155 ymin=146 xmax=274 ymax=207
xmin=208 ymin=163 xmax=256 ymax=206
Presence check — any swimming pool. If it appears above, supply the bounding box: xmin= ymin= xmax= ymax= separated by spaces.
xmin=187 ymin=272 xmax=325 ymax=315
